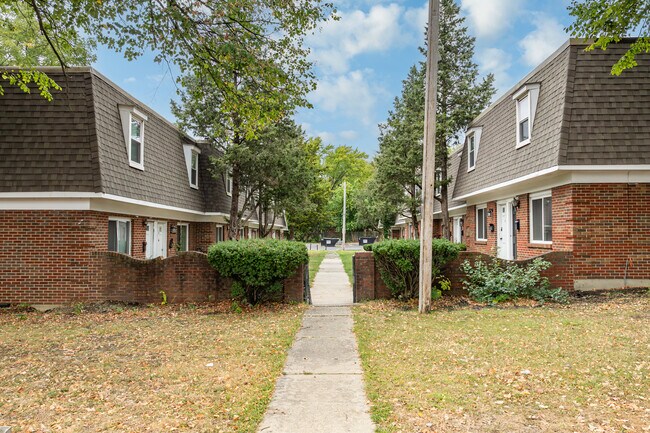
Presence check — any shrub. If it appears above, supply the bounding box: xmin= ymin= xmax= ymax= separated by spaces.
xmin=370 ymin=239 xmax=464 ymax=300
xmin=207 ymin=239 xmax=308 ymax=304
xmin=461 ymin=257 xmax=569 ymax=304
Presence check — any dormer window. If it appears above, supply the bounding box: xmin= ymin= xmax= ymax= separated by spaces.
xmin=435 ymin=168 xmax=442 ymax=197
xmin=512 ymin=83 xmax=540 ymax=149
xmin=130 ymin=117 xmax=143 ymax=166
xmin=183 ymin=144 xmax=200 ymax=189
xmin=465 ymin=127 xmax=482 ymax=172
xmin=468 ymin=134 xmax=476 ymax=171
xmin=226 ymin=172 xmax=233 ymax=196
xmin=118 ymin=105 xmax=148 ymax=171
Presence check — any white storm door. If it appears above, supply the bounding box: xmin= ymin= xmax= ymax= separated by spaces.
xmin=453 ymin=217 xmax=462 ymax=243
xmin=497 ymin=201 xmax=513 ymax=260
xmin=155 ymin=222 xmax=167 ymax=258
xmin=146 ymin=222 xmax=154 ymax=259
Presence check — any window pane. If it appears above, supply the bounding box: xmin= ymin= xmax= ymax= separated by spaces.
xmin=130 ymin=139 xmax=141 ymax=163
xmin=191 ymin=152 xmax=198 ymax=169
xmin=117 ymin=221 xmax=129 ymax=254
xmin=191 ymin=168 xmax=197 ymax=186
xmin=532 ymin=198 xmax=543 ymax=241
xmin=130 ymin=119 xmax=141 ymax=139
xmin=178 ymin=225 xmax=188 ymax=251
xmin=469 ymin=136 xmax=475 ymax=167
xmin=477 ymin=208 xmax=485 ymax=240
xmin=108 ymin=220 xmax=117 ymax=251
xmin=518 ymin=95 xmax=530 ymax=118
xmin=543 ymin=197 xmax=552 ymax=241
xmin=519 ymin=118 xmax=529 ymax=141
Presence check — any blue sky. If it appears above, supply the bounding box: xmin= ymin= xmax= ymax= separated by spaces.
xmin=93 ymin=0 xmax=573 ymax=157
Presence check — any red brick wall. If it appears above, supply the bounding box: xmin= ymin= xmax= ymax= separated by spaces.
xmin=0 ymin=210 xmax=305 ymax=305
xmin=572 ymin=183 xmax=650 ymax=280
xmin=353 ymin=250 xmax=575 ymax=300
xmin=464 ymin=201 xmax=497 ymax=254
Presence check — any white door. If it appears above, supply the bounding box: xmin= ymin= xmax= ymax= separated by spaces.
xmin=452 ymin=217 xmax=462 ymax=243
xmin=146 ymin=221 xmax=167 ymax=259
xmin=497 ymin=201 xmax=513 ymax=260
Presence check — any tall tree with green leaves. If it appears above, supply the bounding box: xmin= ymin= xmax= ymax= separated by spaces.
xmin=0 ymin=1 xmax=95 ymax=100
xmin=0 ymin=0 xmax=334 ymax=112
xmin=375 ymin=0 xmax=495 ymax=240
xmin=567 ymin=0 xmax=649 ymax=75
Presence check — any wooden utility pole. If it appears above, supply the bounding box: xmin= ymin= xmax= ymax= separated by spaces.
xmin=418 ymin=0 xmax=440 ymax=314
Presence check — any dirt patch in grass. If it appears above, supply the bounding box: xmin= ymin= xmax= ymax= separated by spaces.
xmin=0 ymin=302 xmax=306 ymax=432
xmin=354 ymin=292 xmax=650 ymax=433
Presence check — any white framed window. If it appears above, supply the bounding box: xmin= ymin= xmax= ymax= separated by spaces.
xmin=467 ymin=134 xmax=476 ymax=171
xmin=513 ymin=84 xmax=540 ymax=149
xmin=108 ymin=218 xmax=131 ymax=255
xmin=435 ymin=168 xmax=442 ymax=197
xmin=226 ymin=172 xmax=233 ymax=196
xmin=530 ymin=191 xmax=552 ymax=243
xmin=239 ymin=228 xmax=245 ymax=239
xmin=476 ymin=205 xmax=487 ymax=241
xmin=183 ymin=144 xmax=201 ymax=189
xmin=118 ymin=105 xmax=148 ymax=171
xmin=177 ymin=223 xmax=189 ymax=251
xmin=216 ymin=225 xmax=224 ymax=242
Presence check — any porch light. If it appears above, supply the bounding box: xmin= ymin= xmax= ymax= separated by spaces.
xmin=170 ymin=225 xmax=177 ymax=234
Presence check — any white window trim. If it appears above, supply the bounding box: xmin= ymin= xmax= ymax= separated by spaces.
xmin=466 ymin=127 xmax=482 ymax=172
xmin=435 ymin=168 xmax=442 ymax=197
xmin=476 ymin=204 xmax=487 ymax=241
xmin=183 ymin=144 xmax=201 ymax=189
xmin=177 ymin=223 xmax=189 ymax=251
xmin=118 ymin=105 xmax=148 ymax=171
xmin=226 ymin=172 xmax=233 ymax=197
xmin=513 ymin=83 xmax=540 ymax=149
xmin=108 ymin=217 xmax=132 ymax=255
xmin=529 ymin=190 xmax=552 ymax=244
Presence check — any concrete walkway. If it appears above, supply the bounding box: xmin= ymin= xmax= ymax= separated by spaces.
xmin=258 ymin=254 xmax=375 ymax=433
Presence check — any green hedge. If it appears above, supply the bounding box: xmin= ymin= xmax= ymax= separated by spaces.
xmin=367 ymin=239 xmax=464 ymax=300
xmin=207 ymin=239 xmax=308 ymax=304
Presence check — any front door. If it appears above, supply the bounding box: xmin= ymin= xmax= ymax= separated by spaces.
xmin=497 ymin=201 xmax=513 ymax=260
xmin=146 ymin=221 xmax=168 ymax=259
xmin=452 ymin=217 xmax=463 ymax=243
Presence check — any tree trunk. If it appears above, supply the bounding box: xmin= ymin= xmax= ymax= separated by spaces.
xmin=411 ymin=207 xmax=420 ymax=240
xmin=228 ymin=164 xmax=241 ymax=240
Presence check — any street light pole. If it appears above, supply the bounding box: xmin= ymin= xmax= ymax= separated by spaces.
xmin=342 ymin=180 xmax=346 ymax=250
xmin=418 ymin=0 xmax=440 ymax=314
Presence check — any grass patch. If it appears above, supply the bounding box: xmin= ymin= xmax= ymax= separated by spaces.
xmin=337 ymin=250 xmax=355 ymax=285
xmin=354 ymin=293 xmax=650 ymax=433
xmin=308 ymin=250 xmax=327 ymax=286
xmin=0 ymin=302 xmax=306 ymax=432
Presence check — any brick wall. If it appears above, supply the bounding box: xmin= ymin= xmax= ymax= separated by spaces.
xmin=353 ymin=250 xmax=575 ymax=300
xmin=0 ymin=210 xmax=305 ymax=305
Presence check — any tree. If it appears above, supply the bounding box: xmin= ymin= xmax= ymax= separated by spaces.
xmin=567 ymin=0 xmax=650 ymax=75
xmin=434 ymin=0 xmax=495 ymax=239
xmin=374 ymin=0 xmax=494 ymax=240
xmin=352 ymin=175 xmax=398 ymax=238
xmin=0 ymin=1 xmax=95 ymax=100
xmin=238 ymin=119 xmax=316 ymax=238
xmin=0 ymin=0 xmax=333 ymax=116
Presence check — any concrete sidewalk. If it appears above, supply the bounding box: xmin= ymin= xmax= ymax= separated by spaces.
xmin=258 ymin=255 xmax=375 ymax=433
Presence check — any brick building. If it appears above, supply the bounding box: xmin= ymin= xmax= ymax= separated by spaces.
xmin=0 ymin=68 xmax=288 ymax=304
xmin=394 ymin=39 xmax=650 ymax=290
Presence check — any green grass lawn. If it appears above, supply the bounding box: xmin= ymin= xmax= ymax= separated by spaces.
xmin=308 ymin=250 xmax=327 ymax=286
xmin=337 ymin=250 xmax=355 ymax=285
xmin=354 ymin=293 xmax=650 ymax=433
xmin=0 ymin=303 xmax=306 ymax=432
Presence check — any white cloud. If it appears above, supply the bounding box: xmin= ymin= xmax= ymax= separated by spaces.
xmin=519 ymin=14 xmax=568 ymax=67
xmin=460 ymin=0 xmax=520 ymax=38
xmin=308 ymin=4 xmax=410 ymax=74
xmin=147 ymin=74 xmax=165 ymax=83
xmin=477 ymin=47 xmax=514 ymax=94
xmin=310 ymin=70 xmax=380 ymax=125
xmin=123 ymin=77 xmax=136 ymax=84
xmin=404 ymin=2 xmax=428 ymax=37
xmin=339 ymin=130 xmax=359 ymax=141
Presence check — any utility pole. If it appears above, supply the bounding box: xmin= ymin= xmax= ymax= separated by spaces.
xmin=342 ymin=181 xmax=347 ymax=250
xmin=418 ymin=0 xmax=440 ymax=314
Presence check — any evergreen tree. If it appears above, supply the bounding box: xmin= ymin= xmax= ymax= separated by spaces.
xmin=375 ymin=0 xmax=495 ymax=240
